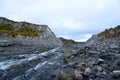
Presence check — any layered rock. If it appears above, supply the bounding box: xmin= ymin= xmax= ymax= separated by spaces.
xmin=0 ymin=17 xmax=62 ymax=52
xmin=98 ymin=25 xmax=120 ymax=41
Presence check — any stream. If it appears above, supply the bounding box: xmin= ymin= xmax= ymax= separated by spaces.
xmin=0 ymin=47 xmax=64 ymax=80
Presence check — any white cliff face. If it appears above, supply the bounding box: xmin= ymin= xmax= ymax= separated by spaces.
xmin=0 ymin=17 xmax=62 ymax=48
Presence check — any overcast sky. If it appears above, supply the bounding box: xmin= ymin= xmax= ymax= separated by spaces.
xmin=0 ymin=0 xmax=120 ymax=41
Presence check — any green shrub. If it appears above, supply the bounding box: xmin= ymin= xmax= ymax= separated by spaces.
xmin=0 ymin=24 xmax=13 ymax=30
xmin=0 ymin=23 xmax=43 ymax=37
xmin=61 ymin=48 xmax=72 ymax=53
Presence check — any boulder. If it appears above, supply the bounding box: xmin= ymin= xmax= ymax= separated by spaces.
xmin=112 ymin=70 xmax=120 ymax=78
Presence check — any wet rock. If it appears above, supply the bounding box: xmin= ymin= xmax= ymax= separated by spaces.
xmin=42 ymin=53 xmax=54 ymax=58
xmin=100 ymin=49 xmax=107 ymax=53
xmin=97 ymin=59 xmax=104 ymax=65
xmin=25 ymin=68 xmax=36 ymax=78
xmin=61 ymin=65 xmax=67 ymax=68
xmin=63 ymin=67 xmax=75 ymax=77
xmin=0 ymin=47 xmax=3 ymax=52
xmin=112 ymin=70 xmax=120 ymax=78
xmin=0 ymin=69 xmax=4 ymax=77
xmin=69 ymin=55 xmax=74 ymax=59
xmin=114 ymin=59 xmax=120 ymax=66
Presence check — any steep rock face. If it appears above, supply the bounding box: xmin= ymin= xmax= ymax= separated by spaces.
xmin=0 ymin=17 xmax=62 ymax=49
xmin=86 ymin=35 xmax=98 ymax=46
xmin=98 ymin=25 xmax=120 ymax=41
xmin=87 ymin=25 xmax=120 ymax=43
xmin=86 ymin=25 xmax=120 ymax=50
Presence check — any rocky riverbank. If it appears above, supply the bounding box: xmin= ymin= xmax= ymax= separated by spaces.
xmin=60 ymin=38 xmax=120 ymax=80
xmin=59 ymin=27 xmax=120 ymax=80
xmin=0 ymin=17 xmax=120 ymax=80
xmin=0 ymin=39 xmax=119 ymax=80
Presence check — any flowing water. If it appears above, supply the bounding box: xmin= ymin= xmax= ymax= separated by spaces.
xmin=0 ymin=47 xmax=64 ymax=80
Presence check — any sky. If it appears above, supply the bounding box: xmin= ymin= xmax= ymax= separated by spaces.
xmin=0 ymin=0 xmax=120 ymax=42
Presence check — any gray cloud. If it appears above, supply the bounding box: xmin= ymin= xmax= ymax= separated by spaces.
xmin=0 ymin=0 xmax=120 ymax=41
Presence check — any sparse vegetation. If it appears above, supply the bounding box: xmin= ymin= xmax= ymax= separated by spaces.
xmin=98 ymin=25 xmax=120 ymax=41
xmin=60 ymin=71 xmax=67 ymax=80
xmin=0 ymin=23 xmax=43 ymax=37
xmin=0 ymin=24 xmax=13 ymax=30
xmin=61 ymin=48 xmax=72 ymax=53
xmin=59 ymin=37 xmax=76 ymax=45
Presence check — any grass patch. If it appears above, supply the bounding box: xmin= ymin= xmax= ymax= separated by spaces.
xmin=0 ymin=23 xmax=43 ymax=37
xmin=61 ymin=48 xmax=72 ymax=53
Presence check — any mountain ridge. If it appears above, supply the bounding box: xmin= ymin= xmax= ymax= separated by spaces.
xmin=0 ymin=17 xmax=62 ymax=53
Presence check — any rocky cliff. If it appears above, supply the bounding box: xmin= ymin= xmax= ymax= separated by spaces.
xmin=62 ymin=26 xmax=120 ymax=80
xmin=98 ymin=25 xmax=120 ymax=41
xmin=86 ymin=25 xmax=120 ymax=51
xmin=87 ymin=25 xmax=120 ymax=43
xmin=0 ymin=17 xmax=62 ymax=53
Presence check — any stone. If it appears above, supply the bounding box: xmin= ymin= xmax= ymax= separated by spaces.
xmin=0 ymin=69 xmax=4 ymax=77
xmin=77 ymin=62 xmax=86 ymax=68
xmin=102 ymin=71 xmax=107 ymax=76
xmin=110 ymin=44 xmax=118 ymax=49
xmin=97 ymin=59 xmax=104 ymax=65
xmin=61 ymin=65 xmax=67 ymax=68
xmin=97 ymin=66 xmax=103 ymax=72
xmin=88 ymin=75 xmax=95 ymax=78
xmin=66 ymin=77 xmax=73 ymax=80
xmin=84 ymin=67 xmax=91 ymax=76
xmin=99 ymin=53 xmax=114 ymax=60
xmin=112 ymin=70 xmax=120 ymax=78
xmin=0 ymin=47 xmax=3 ymax=52
xmin=96 ymin=71 xmax=102 ymax=77
xmin=101 ymin=64 xmax=109 ymax=70
xmin=89 ymin=51 xmax=100 ymax=54
xmin=92 ymin=65 xmax=103 ymax=72
xmin=114 ymin=59 xmax=120 ymax=66
xmin=74 ymin=70 xmax=83 ymax=80
xmin=0 ymin=40 xmax=12 ymax=47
